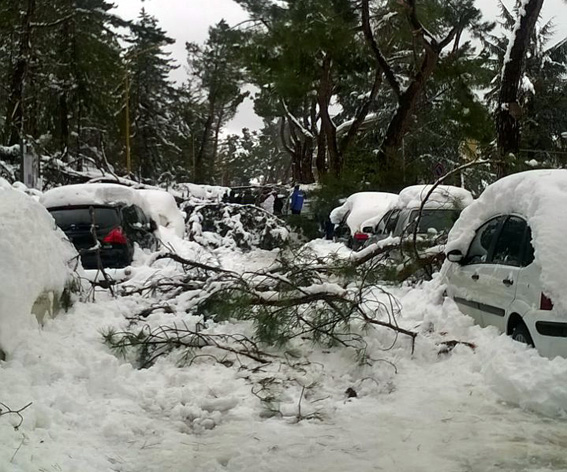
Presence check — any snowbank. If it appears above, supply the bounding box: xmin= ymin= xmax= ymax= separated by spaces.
xmin=396 ymin=184 xmax=473 ymax=210
xmin=330 ymin=192 xmax=398 ymax=234
xmin=0 ymin=184 xmax=77 ymax=353
xmin=446 ymin=169 xmax=567 ymax=312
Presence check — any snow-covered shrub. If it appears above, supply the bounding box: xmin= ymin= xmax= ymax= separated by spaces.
xmin=0 ymin=181 xmax=80 ymax=355
xmin=182 ymin=202 xmax=290 ymax=250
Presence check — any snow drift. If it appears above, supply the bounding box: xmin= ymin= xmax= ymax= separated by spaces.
xmin=0 ymin=181 xmax=78 ymax=353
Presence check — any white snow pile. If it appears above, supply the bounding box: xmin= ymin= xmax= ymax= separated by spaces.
xmin=171 ymin=182 xmax=229 ymax=202
xmin=0 ymin=181 xmax=78 ymax=354
xmin=330 ymin=192 xmax=398 ymax=234
xmin=40 ymin=183 xmax=145 ymax=209
xmin=137 ymin=189 xmax=185 ymax=238
xmin=183 ymin=202 xmax=289 ymax=251
xmin=396 ymin=184 xmax=473 ymax=210
xmin=446 ymin=169 xmax=567 ymax=312
xmin=2 ymin=229 xmax=567 ymax=470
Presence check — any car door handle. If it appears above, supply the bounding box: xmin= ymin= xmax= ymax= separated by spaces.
xmin=502 ymin=278 xmax=514 ymax=286
xmin=471 ymin=274 xmax=479 ymax=281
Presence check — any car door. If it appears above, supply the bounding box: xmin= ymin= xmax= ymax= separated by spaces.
xmin=447 ymin=216 xmax=505 ymax=327
xmin=479 ymin=216 xmax=528 ymax=332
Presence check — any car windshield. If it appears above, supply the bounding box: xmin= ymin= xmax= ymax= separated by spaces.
xmin=407 ymin=209 xmax=460 ymax=234
xmin=49 ymin=206 xmax=120 ymax=231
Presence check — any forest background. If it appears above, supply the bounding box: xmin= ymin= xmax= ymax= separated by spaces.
xmin=0 ymin=0 xmax=566 ymax=203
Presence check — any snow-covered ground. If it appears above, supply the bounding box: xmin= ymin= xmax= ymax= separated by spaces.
xmin=2 ymin=228 xmax=567 ymax=471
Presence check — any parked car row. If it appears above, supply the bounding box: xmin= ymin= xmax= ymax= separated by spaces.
xmin=331 ymin=185 xmax=473 ymax=251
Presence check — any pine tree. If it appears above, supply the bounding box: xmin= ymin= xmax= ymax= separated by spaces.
xmin=126 ymin=9 xmax=179 ymax=180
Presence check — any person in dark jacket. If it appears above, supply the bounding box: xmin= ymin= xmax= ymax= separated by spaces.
xmin=290 ymin=185 xmax=305 ymax=215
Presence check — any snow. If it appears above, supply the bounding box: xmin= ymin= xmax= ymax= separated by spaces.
xmin=3 ymin=193 xmax=567 ymax=471
xmin=40 ymin=183 xmax=146 ymax=209
xmin=138 ymin=189 xmax=185 ymax=238
xmin=396 ymin=184 xmax=473 ymax=210
xmin=446 ymin=169 xmax=567 ymax=312
xmin=330 ymin=192 xmax=398 ymax=234
xmin=0 ymin=184 xmax=78 ymax=354
xmin=171 ymin=182 xmax=229 ymax=202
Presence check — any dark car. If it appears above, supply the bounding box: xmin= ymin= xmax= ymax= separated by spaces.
xmin=41 ymin=184 xmax=158 ymax=270
xmin=48 ymin=204 xmax=157 ymax=269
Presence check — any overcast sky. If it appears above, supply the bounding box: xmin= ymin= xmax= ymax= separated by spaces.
xmin=114 ymin=0 xmax=567 ymax=134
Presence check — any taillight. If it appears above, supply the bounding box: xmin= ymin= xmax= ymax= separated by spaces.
xmin=353 ymin=232 xmax=369 ymax=241
xmin=540 ymin=293 xmax=554 ymax=311
xmin=103 ymin=227 xmax=128 ymax=245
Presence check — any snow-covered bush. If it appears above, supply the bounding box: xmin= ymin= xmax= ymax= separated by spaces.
xmin=183 ymin=202 xmax=290 ymax=250
xmin=0 ymin=180 xmax=80 ymax=355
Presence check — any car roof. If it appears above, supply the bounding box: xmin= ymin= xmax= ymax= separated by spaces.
xmin=40 ymin=183 xmax=145 ymax=210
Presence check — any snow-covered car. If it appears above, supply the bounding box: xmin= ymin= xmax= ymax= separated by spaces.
xmin=330 ymin=192 xmax=398 ymax=250
xmin=365 ymin=185 xmax=473 ymax=248
xmin=443 ymin=169 xmax=567 ymax=359
xmin=0 ymin=181 xmax=79 ymax=357
xmin=40 ymin=184 xmax=159 ymax=272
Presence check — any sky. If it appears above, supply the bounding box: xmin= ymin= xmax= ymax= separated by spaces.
xmin=113 ymin=0 xmax=567 ymax=134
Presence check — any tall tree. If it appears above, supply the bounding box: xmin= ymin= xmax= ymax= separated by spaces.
xmin=186 ymin=21 xmax=249 ymax=183
xmin=126 ymin=9 xmax=179 ymax=180
xmin=496 ymin=0 xmax=545 ymax=175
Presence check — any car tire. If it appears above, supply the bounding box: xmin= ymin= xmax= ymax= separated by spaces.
xmin=511 ymin=322 xmax=534 ymax=347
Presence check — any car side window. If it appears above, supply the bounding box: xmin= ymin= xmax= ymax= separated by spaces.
xmin=492 ymin=216 xmax=528 ymax=267
xmin=133 ymin=205 xmax=149 ymax=226
xmin=465 ymin=217 xmax=503 ymax=265
xmin=375 ymin=210 xmax=392 ymax=234
xmin=122 ymin=205 xmax=139 ymax=228
xmin=522 ymin=226 xmax=535 ymax=266
xmin=384 ymin=210 xmax=401 ymax=235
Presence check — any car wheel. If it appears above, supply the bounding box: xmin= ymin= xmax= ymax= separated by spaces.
xmin=511 ymin=322 xmax=534 ymax=347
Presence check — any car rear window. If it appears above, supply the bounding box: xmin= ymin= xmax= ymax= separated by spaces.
xmin=49 ymin=207 xmax=120 ymax=230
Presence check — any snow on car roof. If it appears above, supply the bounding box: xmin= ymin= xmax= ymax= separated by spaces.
xmin=330 ymin=192 xmax=398 ymax=234
xmin=445 ymin=169 xmax=567 ymax=310
xmin=40 ymin=183 xmax=145 ymax=209
xmin=397 ymin=185 xmax=473 ymax=210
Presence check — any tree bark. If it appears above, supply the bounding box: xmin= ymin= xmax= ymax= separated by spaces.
xmin=317 ymin=55 xmax=341 ymax=176
xmin=4 ymin=0 xmax=36 ymax=146
xmin=496 ymin=0 xmax=544 ymax=177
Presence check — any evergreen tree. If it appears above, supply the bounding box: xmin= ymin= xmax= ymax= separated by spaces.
xmin=126 ymin=9 xmax=179 ymax=180
xmin=185 ymin=21 xmax=249 ymax=183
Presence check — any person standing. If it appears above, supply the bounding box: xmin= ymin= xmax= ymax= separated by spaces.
xmin=290 ymin=185 xmax=305 ymax=215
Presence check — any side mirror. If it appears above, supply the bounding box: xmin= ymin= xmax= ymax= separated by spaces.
xmin=446 ymin=249 xmax=464 ymax=263
xmin=149 ymin=219 xmax=158 ymax=232
xmin=362 ymin=226 xmax=373 ymax=233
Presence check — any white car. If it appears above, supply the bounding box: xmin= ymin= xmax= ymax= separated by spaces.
xmin=366 ymin=185 xmax=473 ymax=247
xmin=329 ymin=192 xmax=398 ymax=249
xmin=443 ymin=169 xmax=567 ymax=358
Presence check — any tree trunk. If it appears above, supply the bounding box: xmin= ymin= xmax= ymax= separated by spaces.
xmin=381 ymin=44 xmax=439 ymax=167
xmin=496 ymin=0 xmax=544 ymax=177
xmin=4 ymin=0 xmax=36 ymax=146
xmin=317 ymin=55 xmax=341 ymax=176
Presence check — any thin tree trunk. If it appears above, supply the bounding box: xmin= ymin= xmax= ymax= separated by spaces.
xmin=496 ymin=0 xmax=544 ymax=177
xmin=317 ymin=55 xmax=341 ymax=176
xmin=4 ymin=0 xmax=36 ymax=146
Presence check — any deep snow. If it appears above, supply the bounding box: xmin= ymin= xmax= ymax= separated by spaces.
xmin=2 ymin=206 xmax=567 ymax=471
